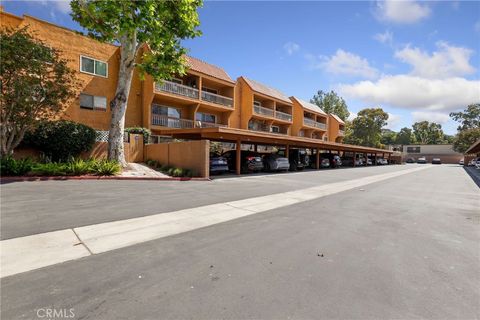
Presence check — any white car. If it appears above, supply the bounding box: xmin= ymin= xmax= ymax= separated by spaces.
xmin=459 ymin=159 xmax=464 ymax=165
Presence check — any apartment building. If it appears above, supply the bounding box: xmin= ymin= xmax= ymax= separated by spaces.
xmin=2 ymin=8 xmax=392 ymax=172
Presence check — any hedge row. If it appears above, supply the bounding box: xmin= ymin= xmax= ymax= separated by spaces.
xmin=1 ymin=157 xmax=121 ymax=176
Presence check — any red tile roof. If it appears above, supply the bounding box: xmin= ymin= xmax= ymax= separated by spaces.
xmin=186 ymin=56 xmax=234 ymax=83
xmin=329 ymin=113 xmax=345 ymax=124
xmin=242 ymin=77 xmax=292 ymax=104
xmin=291 ymin=97 xmax=327 ymax=116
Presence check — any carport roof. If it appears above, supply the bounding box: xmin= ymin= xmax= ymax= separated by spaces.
xmin=465 ymin=139 xmax=480 ymax=154
xmin=157 ymin=127 xmax=393 ymax=154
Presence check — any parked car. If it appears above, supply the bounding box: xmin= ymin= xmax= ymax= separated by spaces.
xmin=308 ymin=156 xmax=330 ymax=169
xmin=222 ymin=150 xmax=264 ymax=173
xmin=417 ymin=156 xmax=427 ymax=164
xmin=283 ymin=148 xmax=309 ymax=171
xmin=432 ymin=158 xmax=442 ymax=164
xmin=406 ymin=157 xmax=416 ymax=163
xmin=459 ymin=159 xmax=464 ymax=165
xmin=475 ymin=157 xmax=480 ymax=169
xmin=468 ymin=159 xmax=476 ymax=166
xmin=262 ymin=153 xmax=290 ymax=172
xmin=377 ymin=158 xmax=388 ymax=165
xmin=366 ymin=158 xmax=373 ymax=166
xmin=322 ymin=153 xmax=342 ymax=168
xmin=209 ymin=153 xmax=229 ymax=175
xmin=341 ymin=156 xmax=362 ymax=167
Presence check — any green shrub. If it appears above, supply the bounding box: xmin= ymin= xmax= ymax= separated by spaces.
xmin=64 ymin=158 xmax=94 ymax=176
xmin=0 ymin=157 xmax=34 ymax=176
xmin=32 ymin=162 xmax=67 ymax=176
xmin=91 ymin=160 xmax=121 ymax=176
xmin=172 ymin=168 xmax=184 ymax=177
xmin=184 ymin=169 xmax=193 ymax=177
xmin=125 ymin=127 xmax=151 ymax=143
xmin=159 ymin=165 xmax=171 ymax=172
xmin=25 ymin=120 xmax=96 ymax=162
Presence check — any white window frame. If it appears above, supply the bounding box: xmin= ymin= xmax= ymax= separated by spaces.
xmin=270 ymin=125 xmax=280 ymax=133
xmin=80 ymin=55 xmax=108 ymax=78
xmin=253 ymin=100 xmax=262 ymax=107
xmin=79 ymin=93 xmax=107 ymax=111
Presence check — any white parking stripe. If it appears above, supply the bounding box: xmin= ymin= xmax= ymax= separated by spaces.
xmin=0 ymin=229 xmax=90 ymax=278
xmin=1 ymin=166 xmax=430 ymax=278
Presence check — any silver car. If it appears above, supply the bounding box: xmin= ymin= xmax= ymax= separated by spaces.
xmin=263 ymin=154 xmax=290 ymax=172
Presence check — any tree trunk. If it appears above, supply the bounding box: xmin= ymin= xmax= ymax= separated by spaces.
xmin=108 ymin=32 xmax=137 ymax=167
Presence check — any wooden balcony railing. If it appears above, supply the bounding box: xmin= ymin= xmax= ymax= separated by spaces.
xmin=253 ymin=105 xmax=274 ymax=117
xmin=304 ymin=118 xmax=327 ymax=130
xmin=155 ymin=80 xmax=199 ymax=99
xmin=151 ymin=114 xmax=226 ymax=129
xmin=338 ymin=129 xmax=345 ymax=136
xmin=201 ymin=91 xmax=233 ymax=108
xmin=275 ymin=110 xmax=292 ymax=122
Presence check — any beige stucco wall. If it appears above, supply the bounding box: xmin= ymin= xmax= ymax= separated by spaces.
xmin=144 ymin=140 xmax=210 ymax=177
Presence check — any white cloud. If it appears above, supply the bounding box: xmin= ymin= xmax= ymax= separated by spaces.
xmin=386 ymin=113 xmax=402 ymax=129
xmin=40 ymin=0 xmax=71 ymax=14
xmin=394 ymin=42 xmax=476 ymax=79
xmin=412 ymin=111 xmax=450 ymax=124
xmin=307 ymin=49 xmax=379 ymax=79
xmin=338 ymin=75 xmax=480 ymax=113
xmin=374 ymin=30 xmax=393 ymax=45
xmin=283 ymin=42 xmax=300 ymax=55
xmin=374 ymin=0 xmax=431 ymax=24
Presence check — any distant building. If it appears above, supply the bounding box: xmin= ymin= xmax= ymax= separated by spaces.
xmin=401 ymin=144 xmax=463 ymax=164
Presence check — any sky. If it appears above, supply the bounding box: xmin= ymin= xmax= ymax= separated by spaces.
xmin=3 ymin=0 xmax=480 ymax=134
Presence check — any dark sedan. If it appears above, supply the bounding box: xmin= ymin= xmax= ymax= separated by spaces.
xmin=432 ymin=158 xmax=442 ymax=164
xmin=222 ymin=150 xmax=264 ymax=173
xmin=209 ymin=153 xmax=229 ymax=175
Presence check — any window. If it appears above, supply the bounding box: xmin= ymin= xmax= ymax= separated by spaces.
xmin=196 ymin=112 xmax=216 ymax=123
xmin=80 ymin=56 xmax=108 ymax=77
xmin=253 ymin=101 xmax=262 ymax=107
xmin=80 ymin=93 xmax=107 ymax=111
xmin=202 ymin=87 xmax=218 ymax=94
xmin=152 ymin=104 xmax=181 ymax=118
xmin=299 ymin=130 xmax=305 ymax=137
xmin=270 ymin=126 xmax=280 ymax=133
xmin=171 ymin=78 xmax=183 ymax=84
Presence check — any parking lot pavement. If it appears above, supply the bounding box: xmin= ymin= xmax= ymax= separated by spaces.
xmin=2 ymin=164 xmax=420 ymax=240
xmin=1 ymin=165 xmax=479 ymax=319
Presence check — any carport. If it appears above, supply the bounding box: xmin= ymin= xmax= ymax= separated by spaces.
xmin=158 ymin=127 xmax=394 ymax=175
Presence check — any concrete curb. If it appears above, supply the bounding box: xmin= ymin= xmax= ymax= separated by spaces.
xmin=0 ymin=175 xmax=211 ymax=183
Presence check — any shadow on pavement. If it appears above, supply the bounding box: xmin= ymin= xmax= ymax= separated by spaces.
xmin=463 ymin=166 xmax=480 ymax=188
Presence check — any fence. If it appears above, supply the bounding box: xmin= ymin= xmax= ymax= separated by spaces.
xmin=145 ymin=140 xmax=210 ymax=178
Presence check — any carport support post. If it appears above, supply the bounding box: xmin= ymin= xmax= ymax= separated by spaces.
xmin=365 ymin=153 xmax=368 ymax=166
xmin=236 ymin=140 xmax=242 ymax=175
xmin=286 ymin=145 xmax=290 ymax=158
xmin=316 ymin=148 xmax=320 ymax=169
xmin=353 ymin=152 xmax=356 ymax=167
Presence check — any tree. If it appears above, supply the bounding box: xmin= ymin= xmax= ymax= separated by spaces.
xmin=412 ymin=121 xmax=445 ymax=144
xmin=71 ymin=0 xmax=202 ymax=166
xmin=380 ymin=129 xmax=397 ymax=146
xmin=346 ymin=108 xmax=388 ymax=147
xmin=449 ymin=103 xmax=480 ymax=131
xmin=0 ymin=27 xmax=77 ymax=157
xmin=395 ymin=127 xmax=415 ymax=145
xmin=452 ymin=128 xmax=480 ymax=153
xmin=310 ymin=90 xmax=350 ymax=121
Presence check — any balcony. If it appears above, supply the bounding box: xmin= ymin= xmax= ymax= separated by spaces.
xmin=303 ymin=118 xmax=327 ymax=130
xmin=201 ymin=91 xmax=233 ymax=108
xmin=275 ymin=110 xmax=292 ymax=122
xmin=151 ymin=114 xmax=226 ymax=129
xmin=155 ymin=80 xmax=199 ymax=99
xmin=253 ymin=105 xmax=274 ymax=117
xmin=338 ymin=129 xmax=345 ymax=136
